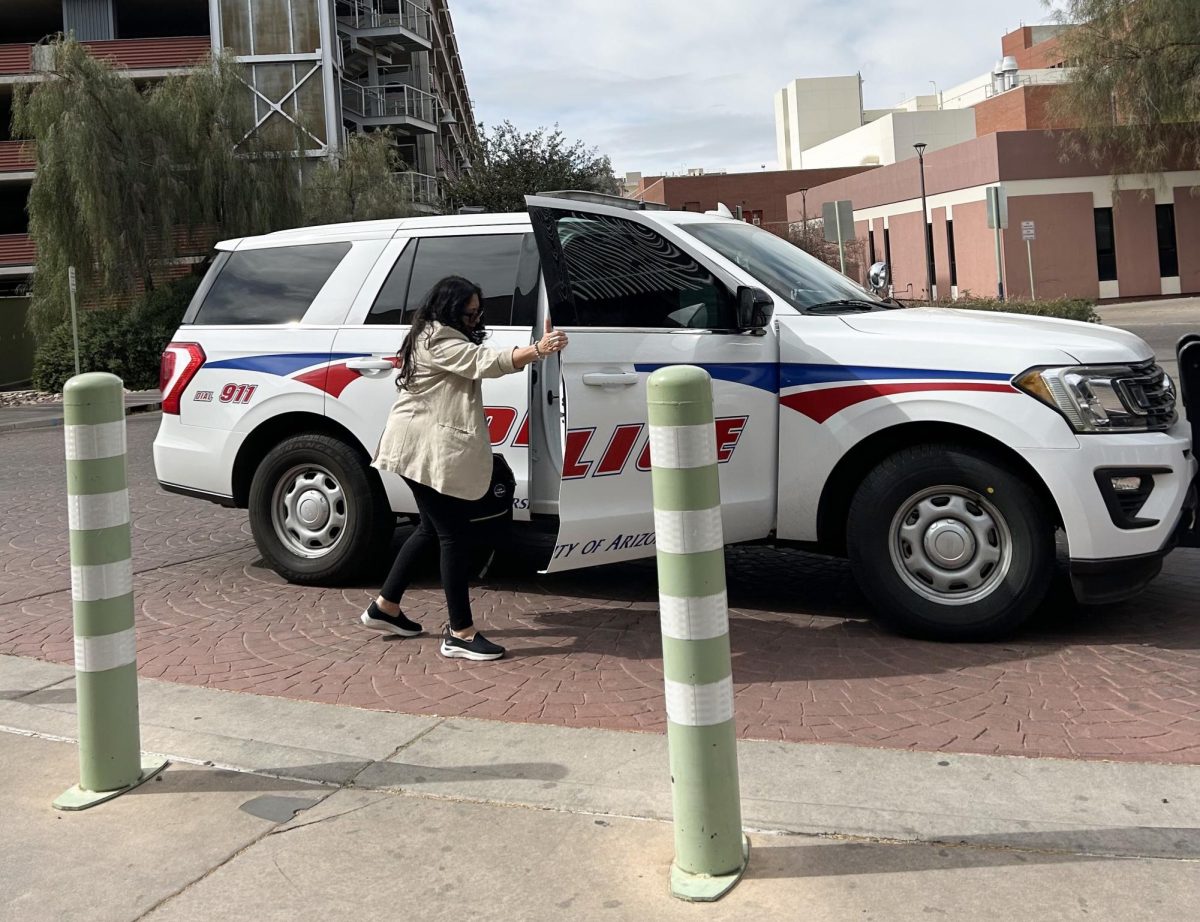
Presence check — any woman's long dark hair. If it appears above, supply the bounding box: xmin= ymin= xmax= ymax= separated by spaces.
xmin=395 ymin=275 xmax=485 ymax=391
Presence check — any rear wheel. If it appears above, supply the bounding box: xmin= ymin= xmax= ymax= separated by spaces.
xmin=248 ymin=434 xmax=394 ymax=584
xmin=846 ymin=444 xmax=1053 ymax=641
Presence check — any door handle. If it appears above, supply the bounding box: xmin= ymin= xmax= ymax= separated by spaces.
xmin=346 ymin=359 xmax=395 ymax=376
xmin=582 ymin=372 xmax=640 ymax=387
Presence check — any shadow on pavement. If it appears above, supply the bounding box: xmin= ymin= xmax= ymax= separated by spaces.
xmin=747 ymin=824 xmax=1200 ymax=882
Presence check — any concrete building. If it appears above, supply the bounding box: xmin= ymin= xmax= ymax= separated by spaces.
xmin=774 ymin=75 xmax=864 ymax=170
xmin=798 ymin=108 xmax=977 ymax=169
xmin=632 ymin=166 xmax=876 ymax=236
xmin=0 ymin=0 xmax=476 ymax=385
xmin=781 ymin=24 xmax=1199 ymax=303
xmin=774 ymin=24 xmax=1074 ymax=171
xmin=792 ymin=130 xmax=1200 ymax=302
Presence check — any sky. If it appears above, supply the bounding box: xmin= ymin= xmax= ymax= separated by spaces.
xmin=452 ymin=0 xmax=1057 ymax=177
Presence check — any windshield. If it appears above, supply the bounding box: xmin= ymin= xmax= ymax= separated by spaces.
xmin=678 ymin=221 xmax=884 ymax=312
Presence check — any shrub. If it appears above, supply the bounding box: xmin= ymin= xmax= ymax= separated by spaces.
xmin=930 ymin=295 xmax=1100 ymax=324
xmin=31 ymin=275 xmax=200 ymax=392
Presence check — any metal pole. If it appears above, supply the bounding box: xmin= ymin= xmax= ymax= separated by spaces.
xmin=917 ymin=152 xmax=933 ymax=301
xmin=67 ymin=266 xmax=80 ymax=378
xmin=53 ymin=372 xmax=166 ymax=811
xmin=1027 ymin=239 xmax=1036 ymax=301
xmin=647 ymin=366 xmax=748 ymax=903
xmin=994 ymin=225 xmax=1006 ymax=301
xmin=836 ymin=206 xmax=847 ymax=275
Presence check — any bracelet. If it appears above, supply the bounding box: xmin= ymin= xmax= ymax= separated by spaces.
xmin=533 ymin=341 xmax=544 ymax=360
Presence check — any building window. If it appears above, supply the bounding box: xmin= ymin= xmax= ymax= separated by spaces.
xmin=926 ymin=223 xmax=936 ymax=289
xmin=883 ymin=227 xmax=892 ymax=271
xmin=946 ymin=219 xmax=958 ymax=287
xmin=868 ymin=228 xmax=876 ymax=265
xmin=1094 ymin=207 xmax=1118 ymax=282
xmin=1156 ymin=204 xmax=1179 ymax=278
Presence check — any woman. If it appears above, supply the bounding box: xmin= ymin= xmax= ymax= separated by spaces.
xmin=360 ymin=275 xmax=568 ymax=661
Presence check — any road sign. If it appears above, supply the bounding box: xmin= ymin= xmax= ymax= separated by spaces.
xmin=986 ymin=187 xmax=1008 ymax=230
xmin=1022 ymin=220 xmax=1036 ymax=241
xmin=822 ymin=200 xmax=855 ymax=243
xmin=822 ymin=200 xmax=855 ymax=276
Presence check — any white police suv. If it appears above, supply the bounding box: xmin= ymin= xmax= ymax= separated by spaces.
xmin=154 ymin=192 xmax=1199 ymax=640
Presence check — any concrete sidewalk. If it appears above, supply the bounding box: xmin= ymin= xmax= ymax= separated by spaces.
xmin=4 ymin=653 xmax=1199 ymax=921
xmin=0 ymin=390 xmax=161 ymax=433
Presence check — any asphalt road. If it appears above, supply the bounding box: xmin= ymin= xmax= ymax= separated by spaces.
xmin=1099 ymin=296 xmax=1200 ymax=382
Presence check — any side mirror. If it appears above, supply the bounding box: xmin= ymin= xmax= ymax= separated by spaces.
xmin=736 ymin=286 xmax=772 ymax=330
xmin=867 ymin=261 xmax=890 ymax=294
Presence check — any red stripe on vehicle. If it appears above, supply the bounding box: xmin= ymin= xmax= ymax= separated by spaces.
xmin=293 ymin=362 xmax=361 ymax=398
xmin=781 ymin=382 xmax=1015 ymax=423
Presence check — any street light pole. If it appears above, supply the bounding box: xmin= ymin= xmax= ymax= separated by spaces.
xmin=800 ymin=188 xmax=808 ymax=239
xmin=914 ymin=142 xmax=933 ymax=302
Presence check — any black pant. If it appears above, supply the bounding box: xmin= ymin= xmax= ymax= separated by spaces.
xmin=381 ymin=478 xmax=475 ymax=632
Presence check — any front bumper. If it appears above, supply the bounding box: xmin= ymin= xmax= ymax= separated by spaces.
xmin=1070 ymin=335 xmax=1200 ymax=604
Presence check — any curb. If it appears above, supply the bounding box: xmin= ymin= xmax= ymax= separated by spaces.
xmin=0 ymin=401 xmax=162 ymax=434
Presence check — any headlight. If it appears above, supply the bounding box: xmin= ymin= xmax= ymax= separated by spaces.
xmin=1016 ymin=364 xmax=1177 ymax=433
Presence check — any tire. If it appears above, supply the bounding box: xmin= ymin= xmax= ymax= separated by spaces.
xmin=248 ymin=433 xmax=395 ymax=585
xmin=846 ymin=444 xmax=1053 ymax=641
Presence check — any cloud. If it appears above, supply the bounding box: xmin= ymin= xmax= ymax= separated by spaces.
xmin=452 ymin=0 xmax=1053 ymax=174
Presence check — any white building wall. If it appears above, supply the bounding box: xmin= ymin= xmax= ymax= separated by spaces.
xmin=773 ymin=75 xmax=865 ymax=169
xmin=799 ymin=109 xmax=977 ymax=169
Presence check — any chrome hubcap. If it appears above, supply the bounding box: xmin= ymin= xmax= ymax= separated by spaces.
xmin=272 ymin=465 xmax=348 ymax=559
xmin=889 ymin=487 xmax=1012 ymax=606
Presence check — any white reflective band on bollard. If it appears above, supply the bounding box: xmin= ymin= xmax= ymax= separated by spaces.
xmin=65 ymin=421 xmax=127 ymax=461
xmin=70 ymin=560 xmax=133 ymax=602
xmin=664 ymin=676 xmax=735 ymax=727
xmin=648 ymin=424 xmax=718 ymax=470
xmin=653 ymin=507 xmax=725 ymax=555
xmin=74 ymin=628 xmax=137 ymax=673
xmin=659 ymin=592 xmax=730 ymax=641
xmin=67 ymin=490 xmax=131 ymax=531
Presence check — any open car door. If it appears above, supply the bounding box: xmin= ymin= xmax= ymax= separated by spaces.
xmin=526 ymin=193 xmax=779 ymax=572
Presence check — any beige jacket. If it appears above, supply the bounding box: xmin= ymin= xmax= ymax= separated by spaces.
xmin=373 ymin=322 xmax=517 ymax=500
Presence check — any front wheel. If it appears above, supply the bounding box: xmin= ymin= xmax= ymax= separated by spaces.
xmin=846 ymin=445 xmax=1053 ymax=641
xmin=248 ymin=433 xmax=394 ymax=584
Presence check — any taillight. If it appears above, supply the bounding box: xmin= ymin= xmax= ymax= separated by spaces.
xmin=160 ymin=342 xmax=206 ymax=415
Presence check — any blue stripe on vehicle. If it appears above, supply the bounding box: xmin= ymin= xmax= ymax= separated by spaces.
xmin=634 ymin=362 xmax=779 ymax=393
xmin=204 ymin=353 xmax=368 ymax=376
xmin=780 ymin=364 xmax=1013 ymax=389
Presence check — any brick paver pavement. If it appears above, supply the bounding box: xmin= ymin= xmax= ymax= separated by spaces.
xmin=2 ymin=416 xmax=1198 ymax=763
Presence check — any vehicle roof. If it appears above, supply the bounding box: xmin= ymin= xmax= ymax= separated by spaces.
xmin=215 ymin=208 xmax=734 ymax=250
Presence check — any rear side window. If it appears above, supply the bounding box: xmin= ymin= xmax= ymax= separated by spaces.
xmin=403 ymin=234 xmax=524 ymax=324
xmin=194 ymin=242 xmax=352 ymax=325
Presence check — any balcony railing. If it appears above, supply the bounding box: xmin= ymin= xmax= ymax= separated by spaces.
xmin=341 ymin=79 xmax=437 ymax=127
xmin=0 ymin=44 xmax=32 ymax=75
xmin=2 ymin=37 xmax=210 ymax=77
xmin=0 ymin=141 xmax=35 ymax=174
xmin=336 ymin=0 xmax=432 ymax=42
xmin=985 ymin=69 xmax=1072 ymax=98
xmin=0 ymin=234 xmax=36 ymax=269
xmin=396 ymin=171 xmax=439 ymax=206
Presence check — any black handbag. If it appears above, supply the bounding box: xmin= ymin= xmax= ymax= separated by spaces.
xmin=467 ymin=454 xmax=517 ymax=577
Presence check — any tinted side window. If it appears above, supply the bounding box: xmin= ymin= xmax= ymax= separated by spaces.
xmin=365 ymin=239 xmax=417 ymax=325
xmin=195 ymin=243 xmax=351 ymax=325
xmin=404 ymin=234 xmax=524 ymax=324
xmin=549 ymin=212 xmax=735 ymax=329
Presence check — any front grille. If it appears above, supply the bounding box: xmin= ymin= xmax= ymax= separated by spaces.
xmin=1116 ymin=362 xmax=1177 ymax=431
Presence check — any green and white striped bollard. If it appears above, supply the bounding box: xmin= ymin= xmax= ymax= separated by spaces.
xmin=53 ymin=373 xmax=166 ymax=811
xmin=647 ymin=365 xmax=749 ymax=902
